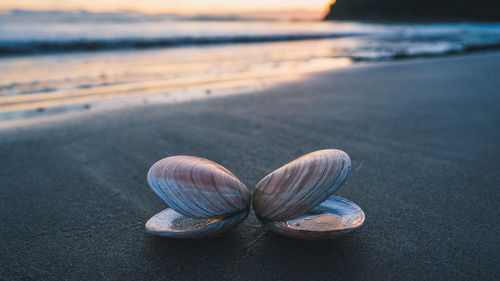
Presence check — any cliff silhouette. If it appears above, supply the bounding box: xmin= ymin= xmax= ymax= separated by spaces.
xmin=324 ymin=0 xmax=500 ymax=21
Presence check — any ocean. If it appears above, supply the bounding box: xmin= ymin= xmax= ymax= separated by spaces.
xmin=1 ymin=10 xmax=500 ymax=120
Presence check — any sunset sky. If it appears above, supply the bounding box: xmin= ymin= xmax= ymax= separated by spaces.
xmin=0 ymin=0 xmax=334 ymax=15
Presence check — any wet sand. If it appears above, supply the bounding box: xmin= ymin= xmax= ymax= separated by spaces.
xmin=1 ymin=52 xmax=499 ymax=280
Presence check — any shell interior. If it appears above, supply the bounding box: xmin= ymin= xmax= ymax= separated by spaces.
xmin=146 ymin=208 xmax=249 ymax=238
xmin=258 ymin=196 xmax=365 ymax=239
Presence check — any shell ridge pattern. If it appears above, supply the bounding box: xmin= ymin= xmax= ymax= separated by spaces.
xmin=281 ymin=154 xmax=326 ymax=220
xmin=251 ymin=172 xmax=270 ymax=212
xmin=188 ymin=160 xmax=225 ymax=217
xmin=153 ymin=160 xmax=189 ymax=215
xmin=211 ymin=162 xmax=250 ymax=214
xmin=257 ymin=172 xmax=274 ymax=197
xmin=303 ymin=150 xmax=350 ymax=212
xmin=264 ymin=156 xmax=317 ymax=220
xmin=261 ymin=159 xmax=307 ymax=217
xmin=210 ymin=170 xmax=240 ymax=215
xmin=148 ymin=156 xmax=250 ymax=218
xmin=253 ymin=149 xmax=352 ymax=222
xmin=280 ymin=153 xmax=331 ymax=220
xmin=227 ymin=176 xmax=249 ymax=210
xmin=257 ymin=155 xmax=317 ymax=220
xmin=254 ymin=161 xmax=295 ymax=217
xmin=211 ymin=161 xmax=250 ymax=213
xmin=173 ymin=159 xmax=210 ymax=217
xmin=146 ymin=156 xmax=253 ymax=238
xmin=276 ymin=155 xmax=323 ymax=220
xmin=189 ymin=158 xmax=243 ymax=217
xmin=151 ymin=163 xmax=170 ymax=203
xmin=287 ymin=152 xmax=337 ymax=220
xmin=254 ymin=162 xmax=283 ymax=213
xmin=147 ymin=163 xmax=166 ymax=204
xmin=147 ymin=164 xmax=169 ymax=209
xmin=198 ymin=160 xmax=236 ymax=216
xmin=298 ymin=152 xmax=341 ymax=215
xmin=253 ymin=160 xmax=296 ymax=218
xmin=235 ymin=175 xmax=251 ymax=207
xmin=163 ymin=159 xmax=201 ymax=217
xmin=148 ymin=160 xmax=181 ymax=214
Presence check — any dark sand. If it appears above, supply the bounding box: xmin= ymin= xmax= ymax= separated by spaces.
xmin=1 ymin=52 xmax=499 ymax=280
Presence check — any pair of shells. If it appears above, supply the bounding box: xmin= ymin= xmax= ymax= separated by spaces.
xmin=145 ymin=149 xmax=365 ymax=239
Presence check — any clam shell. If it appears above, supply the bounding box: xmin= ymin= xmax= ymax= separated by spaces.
xmin=257 ymin=196 xmax=365 ymax=240
xmin=253 ymin=149 xmax=351 ymax=222
xmin=147 ymin=155 xmax=251 ymax=218
xmin=146 ymin=208 xmax=250 ymax=238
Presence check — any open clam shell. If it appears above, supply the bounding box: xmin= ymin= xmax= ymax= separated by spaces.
xmin=146 ymin=208 xmax=250 ymax=238
xmin=253 ymin=149 xmax=364 ymax=239
xmin=146 ymin=156 xmax=251 ymax=238
xmin=257 ymin=196 xmax=365 ymax=239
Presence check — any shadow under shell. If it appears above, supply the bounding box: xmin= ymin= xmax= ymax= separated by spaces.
xmin=146 ymin=208 xmax=249 ymax=238
xmin=258 ymin=196 xmax=365 ymax=240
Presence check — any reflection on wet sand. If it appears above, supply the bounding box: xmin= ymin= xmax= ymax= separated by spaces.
xmin=0 ymin=40 xmax=352 ymax=119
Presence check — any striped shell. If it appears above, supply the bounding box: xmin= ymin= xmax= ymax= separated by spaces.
xmin=253 ymin=149 xmax=351 ymax=222
xmin=147 ymin=155 xmax=251 ymax=218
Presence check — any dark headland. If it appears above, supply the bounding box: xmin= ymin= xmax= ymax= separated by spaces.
xmin=325 ymin=0 xmax=500 ymax=21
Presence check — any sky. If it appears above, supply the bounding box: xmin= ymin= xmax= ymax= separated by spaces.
xmin=0 ymin=0 xmax=334 ymax=15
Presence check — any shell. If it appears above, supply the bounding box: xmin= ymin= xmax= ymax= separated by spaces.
xmin=146 ymin=155 xmax=251 ymax=238
xmin=146 ymin=208 xmax=250 ymax=238
xmin=148 ymin=155 xmax=251 ymax=218
xmin=253 ymin=149 xmax=351 ymax=222
xmin=257 ymin=196 xmax=365 ymax=239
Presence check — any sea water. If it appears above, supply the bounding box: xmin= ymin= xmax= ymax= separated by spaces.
xmin=1 ymin=10 xmax=499 ymax=118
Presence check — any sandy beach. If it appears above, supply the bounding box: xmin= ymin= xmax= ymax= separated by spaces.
xmin=1 ymin=52 xmax=499 ymax=280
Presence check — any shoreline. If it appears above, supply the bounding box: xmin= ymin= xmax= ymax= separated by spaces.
xmin=1 ymin=50 xmax=499 ymax=130
xmin=0 ymin=56 xmax=352 ymax=126
xmin=2 ymin=35 xmax=500 ymax=59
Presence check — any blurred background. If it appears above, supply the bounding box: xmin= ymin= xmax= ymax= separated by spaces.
xmin=0 ymin=0 xmax=499 ymax=118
